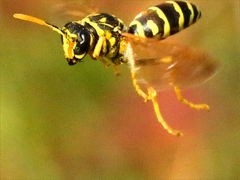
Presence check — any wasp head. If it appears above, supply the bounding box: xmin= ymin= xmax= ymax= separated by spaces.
xmin=61 ymin=22 xmax=91 ymax=65
xmin=13 ymin=14 xmax=91 ymax=65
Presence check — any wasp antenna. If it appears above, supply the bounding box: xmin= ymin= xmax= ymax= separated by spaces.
xmin=13 ymin=13 xmax=64 ymax=36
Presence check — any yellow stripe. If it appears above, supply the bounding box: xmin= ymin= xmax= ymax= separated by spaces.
xmin=117 ymin=18 xmax=124 ymax=24
xmin=62 ymin=37 xmax=69 ymax=58
xmin=146 ymin=20 xmax=159 ymax=36
xmin=149 ymin=7 xmax=170 ymax=38
xmin=109 ymin=37 xmax=116 ymax=47
xmin=135 ymin=12 xmax=144 ymax=20
xmin=62 ymin=29 xmax=78 ymax=59
xmin=77 ymin=18 xmax=105 ymax=36
xmin=166 ymin=1 xmax=184 ymax=30
xmin=129 ymin=20 xmax=145 ymax=37
xmin=89 ymin=34 xmax=94 ymax=48
xmin=185 ymin=1 xmax=194 ymax=25
xmin=75 ymin=54 xmax=86 ymax=59
xmin=99 ymin=17 xmax=107 ymax=23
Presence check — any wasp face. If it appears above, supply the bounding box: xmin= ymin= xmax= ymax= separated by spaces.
xmin=61 ymin=22 xmax=91 ymax=65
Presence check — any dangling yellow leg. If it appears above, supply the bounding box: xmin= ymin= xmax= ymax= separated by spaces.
xmin=129 ymin=63 xmax=182 ymax=136
xmin=126 ymin=40 xmax=150 ymax=101
xmin=130 ymin=75 xmax=182 ymax=136
xmin=173 ymin=86 xmax=210 ymax=110
xmin=92 ymin=36 xmax=105 ymax=59
xmin=148 ymin=87 xmax=183 ymax=137
xmin=130 ymin=66 xmax=150 ymax=102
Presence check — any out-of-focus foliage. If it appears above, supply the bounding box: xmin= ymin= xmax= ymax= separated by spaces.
xmin=1 ymin=0 xmax=240 ymax=179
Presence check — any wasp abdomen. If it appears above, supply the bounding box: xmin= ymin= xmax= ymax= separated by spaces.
xmin=128 ymin=0 xmax=201 ymax=39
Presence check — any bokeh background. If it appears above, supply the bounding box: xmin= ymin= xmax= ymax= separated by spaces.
xmin=1 ymin=0 xmax=240 ymax=179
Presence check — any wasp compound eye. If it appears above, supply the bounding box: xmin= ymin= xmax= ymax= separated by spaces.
xmin=62 ymin=22 xmax=91 ymax=63
xmin=74 ymin=29 xmax=90 ymax=55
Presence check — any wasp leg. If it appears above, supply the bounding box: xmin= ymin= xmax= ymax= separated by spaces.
xmin=99 ymin=57 xmax=111 ymax=67
xmin=99 ymin=57 xmax=121 ymax=76
xmin=173 ymin=86 xmax=210 ymax=110
xmin=92 ymin=36 xmax=105 ymax=59
xmin=126 ymin=41 xmax=150 ymax=101
xmin=130 ymin=66 xmax=150 ymax=102
xmin=148 ymin=87 xmax=183 ymax=137
xmin=112 ymin=65 xmax=121 ymax=76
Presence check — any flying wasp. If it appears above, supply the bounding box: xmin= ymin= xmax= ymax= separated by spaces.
xmin=13 ymin=0 xmax=217 ymax=136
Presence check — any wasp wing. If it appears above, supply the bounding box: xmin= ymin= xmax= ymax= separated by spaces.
xmin=123 ymin=33 xmax=217 ymax=91
xmin=52 ymin=1 xmax=98 ymax=19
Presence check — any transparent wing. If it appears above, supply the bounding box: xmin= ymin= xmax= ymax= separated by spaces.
xmin=123 ymin=33 xmax=218 ymax=91
xmin=52 ymin=0 xmax=98 ymax=19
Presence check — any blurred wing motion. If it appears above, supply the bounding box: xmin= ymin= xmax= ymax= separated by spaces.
xmin=123 ymin=33 xmax=218 ymax=91
xmin=53 ymin=0 xmax=98 ymax=19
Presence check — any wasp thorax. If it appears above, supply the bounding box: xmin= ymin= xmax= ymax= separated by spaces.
xmin=61 ymin=22 xmax=91 ymax=65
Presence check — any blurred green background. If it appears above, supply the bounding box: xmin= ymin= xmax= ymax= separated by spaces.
xmin=1 ymin=0 xmax=240 ymax=179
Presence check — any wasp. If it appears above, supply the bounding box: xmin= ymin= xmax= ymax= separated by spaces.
xmin=13 ymin=0 xmax=217 ymax=136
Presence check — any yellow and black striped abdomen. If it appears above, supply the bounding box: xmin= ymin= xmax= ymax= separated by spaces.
xmin=128 ymin=0 xmax=201 ymax=39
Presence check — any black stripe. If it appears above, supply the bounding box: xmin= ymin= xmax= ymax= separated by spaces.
xmin=128 ymin=24 xmax=137 ymax=35
xmin=156 ymin=3 xmax=180 ymax=35
xmin=145 ymin=10 xmax=165 ymax=38
xmin=105 ymin=38 xmax=110 ymax=55
xmin=129 ymin=10 xmax=166 ymax=39
xmin=97 ymin=23 xmax=113 ymax=31
xmin=89 ymin=13 xmax=121 ymax=28
xmin=83 ymin=22 xmax=99 ymax=49
xmin=175 ymin=1 xmax=191 ymax=28
xmin=136 ymin=15 xmax=154 ymax=38
xmin=198 ymin=11 xmax=202 ymax=19
xmin=191 ymin=3 xmax=199 ymax=23
xmin=119 ymin=22 xmax=125 ymax=31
